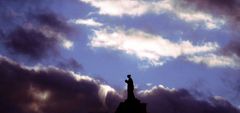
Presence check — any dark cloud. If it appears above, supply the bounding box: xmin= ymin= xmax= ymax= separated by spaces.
xmin=0 ymin=57 xmax=239 ymax=113
xmin=57 ymin=58 xmax=83 ymax=71
xmin=5 ymin=27 xmax=59 ymax=60
xmin=0 ymin=0 xmax=73 ymax=60
xmin=33 ymin=12 xmax=72 ymax=33
xmin=0 ymin=0 xmax=49 ymax=29
xmin=222 ymin=40 xmax=240 ymax=57
xmin=176 ymin=0 xmax=240 ymax=26
xmin=0 ymin=29 xmax=4 ymax=38
xmin=138 ymin=86 xmax=240 ymax=113
xmin=179 ymin=0 xmax=239 ymax=10
xmin=0 ymin=56 xmax=120 ymax=113
xmin=0 ymin=0 xmax=70 ymax=31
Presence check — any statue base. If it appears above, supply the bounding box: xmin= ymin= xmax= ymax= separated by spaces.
xmin=115 ymin=98 xmax=147 ymax=113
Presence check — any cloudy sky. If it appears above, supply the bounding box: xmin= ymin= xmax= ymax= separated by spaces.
xmin=0 ymin=0 xmax=240 ymax=113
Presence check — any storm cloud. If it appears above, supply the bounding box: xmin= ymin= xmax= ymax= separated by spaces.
xmin=138 ymin=85 xmax=240 ymax=113
xmin=0 ymin=0 xmax=73 ymax=60
xmin=57 ymin=58 xmax=83 ymax=72
xmin=34 ymin=12 xmax=72 ymax=33
xmin=0 ymin=57 xmax=239 ymax=113
xmin=222 ymin=40 xmax=240 ymax=57
xmin=5 ymin=27 xmax=59 ymax=60
xmin=175 ymin=0 xmax=240 ymax=27
xmin=0 ymin=56 xmax=120 ymax=113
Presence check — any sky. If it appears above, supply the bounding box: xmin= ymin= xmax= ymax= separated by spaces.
xmin=0 ymin=0 xmax=240 ymax=113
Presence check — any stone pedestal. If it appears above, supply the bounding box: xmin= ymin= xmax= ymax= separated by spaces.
xmin=115 ymin=98 xmax=147 ymax=113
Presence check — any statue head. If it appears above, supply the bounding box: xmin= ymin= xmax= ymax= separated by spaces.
xmin=127 ymin=74 xmax=131 ymax=78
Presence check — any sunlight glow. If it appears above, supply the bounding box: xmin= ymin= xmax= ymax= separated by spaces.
xmin=99 ymin=84 xmax=116 ymax=105
xmin=30 ymin=86 xmax=50 ymax=101
xmin=63 ymin=40 xmax=73 ymax=49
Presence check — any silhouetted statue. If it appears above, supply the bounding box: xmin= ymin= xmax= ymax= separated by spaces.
xmin=115 ymin=75 xmax=147 ymax=113
xmin=125 ymin=74 xmax=135 ymax=100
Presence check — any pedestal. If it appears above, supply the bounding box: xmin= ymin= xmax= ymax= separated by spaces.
xmin=115 ymin=98 xmax=147 ymax=113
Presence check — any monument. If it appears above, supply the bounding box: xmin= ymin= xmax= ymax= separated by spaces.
xmin=115 ymin=75 xmax=147 ymax=113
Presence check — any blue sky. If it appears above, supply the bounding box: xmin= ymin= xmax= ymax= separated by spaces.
xmin=1 ymin=0 xmax=240 ymax=109
xmin=63 ymin=0 xmax=239 ymax=99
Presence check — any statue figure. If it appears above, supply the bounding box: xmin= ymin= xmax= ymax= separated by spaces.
xmin=115 ymin=75 xmax=147 ymax=113
xmin=125 ymin=74 xmax=135 ymax=100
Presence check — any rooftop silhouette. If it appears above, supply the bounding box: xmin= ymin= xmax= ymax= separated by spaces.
xmin=115 ymin=75 xmax=147 ymax=113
